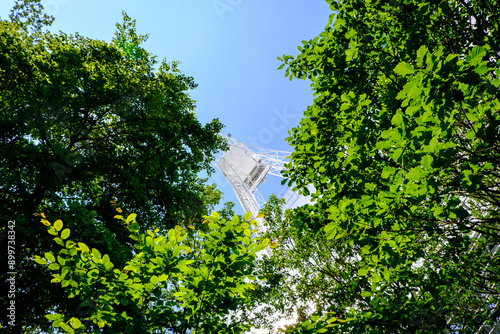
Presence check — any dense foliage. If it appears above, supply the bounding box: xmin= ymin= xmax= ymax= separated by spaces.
xmin=253 ymin=0 xmax=500 ymax=332
xmin=0 ymin=1 xmax=226 ymax=331
xmin=33 ymin=211 xmax=267 ymax=334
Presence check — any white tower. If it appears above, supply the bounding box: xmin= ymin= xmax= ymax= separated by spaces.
xmin=212 ymin=135 xmax=290 ymax=218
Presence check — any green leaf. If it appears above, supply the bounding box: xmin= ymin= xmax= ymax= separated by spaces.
xmin=392 ymin=148 xmax=403 ymax=162
xmin=371 ymin=272 xmax=382 ymax=283
xmin=104 ymin=261 xmax=114 ymax=270
xmin=394 ymin=62 xmax=415 ymax=76
xmin=126 ymin=213 xmax=137 ymax=223
xmin=131 ymin=221 xmax=140 ymax=231
xmin=48 ymin=263 xmax=60 ymax=270
xmin=381 ymin=166 xmax=395 ymax=179
xmin=358 ymin=267 xmax=370 ymax=276
xmin=53 ymin=237 xmax=64 ymax=246
xmin=60 ymin=322 xmax=74 ymax=334
xmin=57 ymin=256 xmax=66 ymax=266
xmin=421 ymin=155 xmax=434 ymax=169
xmin=243 ymin=212 xmax=252 ymax=220
xmin=416 ymin=45 xmax=428 ymax=66
xmin=34 ymin=256 xmax=47 ymax=265
xmin=391 ymin=113 xmax=403 ymax=126
xmin=47 ymin=226 xmax=58 ymax=236
xmin=45 ymin=252 xmax=56 ymax=263
xmin=60 ymin=229 xmax=70 ymax=240
xmin=361 ymin=291 xmax=372 ymax=298
xmin=407 ymin=166 xmax=424 ymax=181
xmin=69 ymin=317 xmax=82 ymax=329
xmin=88 ymin=269 xmax=99 ymax=278
xmin=54 ymin=219 xmax=63 ymax=232
xmin=77 ymin=242 xmax=89 ymax=253
xmin=473 ymin=64 xmax=490 ymax=76
xmin=208 ymin=222 xmax=220 ymax=232
xmin=92 ymin=248 xmax=102 ymax=260
xmin=46 ymin=313 xmax=62 ymax=321
xmin=466 ymin=46 xmax=487 ymax=65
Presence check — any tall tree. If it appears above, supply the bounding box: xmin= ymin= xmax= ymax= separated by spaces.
xmin=0 ymin=1 xmax=226 ymax=331
xmin=256 ymin=0 xmax=500 ymax=332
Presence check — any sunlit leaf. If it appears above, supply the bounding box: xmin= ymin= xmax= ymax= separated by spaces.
xmin=54 ymin=220 xmax=63 ymax=232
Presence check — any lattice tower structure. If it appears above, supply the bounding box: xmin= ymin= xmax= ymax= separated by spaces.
xmin=212 ymin=135 xmax=290 ymax=219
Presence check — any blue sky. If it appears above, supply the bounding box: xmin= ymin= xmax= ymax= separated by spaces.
xmin=0 ymin=0 xmax=331 ymax=212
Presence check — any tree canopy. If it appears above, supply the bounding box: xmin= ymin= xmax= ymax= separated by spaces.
xmin=0 ymin=1 xmax=226 ymax=331
xmin=253 ymin=0 xmax=500 ymax=332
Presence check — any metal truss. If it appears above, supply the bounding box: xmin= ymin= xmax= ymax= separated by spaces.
xmin=212 ymin=135 xmax=291 ymax=219
xmin=220 ymin=134 xmax=290 ymax=177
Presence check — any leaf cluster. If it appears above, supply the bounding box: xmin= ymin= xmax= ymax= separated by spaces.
xmin=36 ymin=211 xmax=269 ymax=334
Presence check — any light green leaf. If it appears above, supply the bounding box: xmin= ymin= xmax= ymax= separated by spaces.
xmin=88 ymin=269 xmax=99 ymax=278
xmin=421 ymin=155 xmax=434 ymax=169
xmin=392 ymin=148 xmax=403 ymax=162
xmin=45 ymin=252 xmax=56 ymax=263
xmin=361 ymin=291 xmax=372 ymax=298
xmin=53 ymin=237 xmax=64 ymax=246
xmin=69 ymin=317 xmax=82 ymax=329
xmin=391 ymin=113 xmax=403 ymax=126
xmin=407 ymin=166 xmax=425 ymax=181
xmin=92 ymin=248 xmax=102 ymax=260
xmin=60 ymin=228 xmax=70 ymax=240
xmin=381 ymin=166 xmax=396 ymax=179
xmin=358 ymin=267 xmax=370 ymax=276
xmin=466 ymin=46 xmax=487 ymax=65
xmin=60 ymin=322 xmax=74 ymax=334
xmin=394 ymin=62 xmax=415 ymax=76
xmin=126 ymin=213 xmax=137 ymax=223
xmin=231 ymin=215 xmax=239 ymax=225
xmin=57 ymin=256 xmax=66 ymax=266
xmin=46 ymin=313 xmax=62 ymax=321
xmin=78 ymin=242 xmax=89 ymax=253
xmin=416 ymin=45 xmax=428 ymax=66
xmin=54 ymin=219 xmax=63 ymax=232
xmin=48 ymin=263 xmax=60 ymax=270
xmin=372 ymin=272 xmax=382 ymax=283
xmin=102 ymin=254 xmax=110 ymax=263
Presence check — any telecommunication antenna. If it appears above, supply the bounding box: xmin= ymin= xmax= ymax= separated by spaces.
xmin=212 ymin=135 xmax=290 ymax=219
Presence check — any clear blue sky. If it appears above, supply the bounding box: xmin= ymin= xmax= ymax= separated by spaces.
xmin=0 ymin=0 xmax=331 ymax=212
